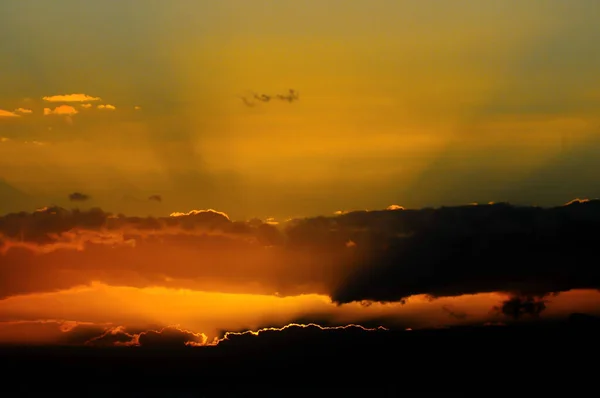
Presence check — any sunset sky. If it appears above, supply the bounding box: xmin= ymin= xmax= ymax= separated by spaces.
xmin=1 ymin=1 xmax=599 ymax=347
xmin=1 ymin=0 xmax=600 ymax=220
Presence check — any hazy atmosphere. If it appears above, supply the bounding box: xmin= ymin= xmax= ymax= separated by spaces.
xmin=2 ymin=0 xmax=599 ymax=221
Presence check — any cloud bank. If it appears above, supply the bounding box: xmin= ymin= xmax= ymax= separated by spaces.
xmin=0 ymin=319 xmax=387 ymax=348
xmin=1 ymin=199 xmax=599 ymax=304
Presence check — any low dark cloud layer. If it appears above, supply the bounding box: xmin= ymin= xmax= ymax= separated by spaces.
xmin=84 ymin=325 xmax=207 ymax=347
xmin=3 ymin=303 xmax=598 ymax=351
xmin=0 ymin=199 xmax=600 ymax=303
xmin=3 ymin=316 xmax=599 ymax=393
xmin=72 ymin=322 xmax=385 ymax=348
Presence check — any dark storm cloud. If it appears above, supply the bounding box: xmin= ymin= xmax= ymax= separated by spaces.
xmin=329 ymin=199 xmax=600 ymax=304
xmin=1 ymin=199 xmax=600 ymax=302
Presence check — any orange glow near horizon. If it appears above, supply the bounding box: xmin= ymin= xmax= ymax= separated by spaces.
xmin=0 ymin=283 xmax=598 ymax=346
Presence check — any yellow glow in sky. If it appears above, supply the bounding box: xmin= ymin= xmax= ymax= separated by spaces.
xmin=1 ymin=0 xmax=599 ymax=220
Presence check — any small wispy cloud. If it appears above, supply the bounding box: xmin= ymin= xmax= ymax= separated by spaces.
xmin=97 ymin=104 xmax=116 ymax=110
xmin=134 ymin=106 xmax=141 ymax=110
xmin=43 ymin=105 xmax=78 ymax=116
xmin=239 ymin=89 xmax=300 ymax=107
xmin=14 ymin=108 xmax=33 ymax=114
xmin=80 ymin=104 xmax=92 ymax=109
xmin=43 ymin=94 xmax=101 ymax=102
xmin=68 ymin=192 xmax=90 ymax=202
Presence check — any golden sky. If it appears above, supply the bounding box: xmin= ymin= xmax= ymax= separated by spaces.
xmin=1 ymin=0 xmax=600 ymax=220
xmin=1 ymin=1 xmax=600 ymax=346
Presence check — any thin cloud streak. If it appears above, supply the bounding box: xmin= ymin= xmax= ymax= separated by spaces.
xmin=42 ymin=94 xmax=101 ymax=102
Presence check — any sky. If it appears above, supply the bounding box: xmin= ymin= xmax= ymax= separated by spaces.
xmin=1 ymin=0 xmax=600 ymax=220
xmin=0 ymin=1 xmax=600 ymax=347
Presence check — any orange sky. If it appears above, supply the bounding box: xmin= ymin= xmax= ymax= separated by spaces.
xmin=1 ymin=0 xmax=600 ymax=220
xmin=1 ymin=282 xmax=599 ymax=345
xmin=1 ymin=1 xmax=600 ymax=346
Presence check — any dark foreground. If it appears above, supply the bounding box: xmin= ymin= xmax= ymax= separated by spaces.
xmin=2 ymin=315 xmax=599 ymax=396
